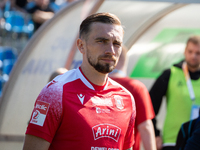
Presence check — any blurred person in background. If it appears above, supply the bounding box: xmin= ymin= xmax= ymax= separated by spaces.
xmin=48 ymin=67 xmax=68 ymax=82
xmin=25 ymin=0 xmax=55 ymax=32
xmin=150 ymin=35 xmax=200 ymax=150
xmin=183 ymin=116 xmax=200 ymax=150
xmin=0 ymin=0 xmax=26 ymax=12
xmin=175 ymin=109 xmax=200 ymax=150
xmin=15 ymin=0 xmax=29 ymax=10
xmin=0 ymin=0 xmax=6 ymax=25
xmin=0 ymin=0 xmax=7 ymax=8
xmin=0 ymin=0 xmax=33 ymax=50
xmin=54 ymin=0 xmax=77 ymax=10
xmin=109 ymin=46 xmax=156 ymax=150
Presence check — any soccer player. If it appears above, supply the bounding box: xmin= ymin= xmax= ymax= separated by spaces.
xmin=23 ymin=12 xmax=136 ymax=150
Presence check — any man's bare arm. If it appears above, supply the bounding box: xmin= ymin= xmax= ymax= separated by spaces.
xmin=23 ymin=134 xmax=50 ymax=150
xmin=33 ymin=10 xmax=54 ymax=24
xmin=138 ymin=119 xmax=156 ymax=150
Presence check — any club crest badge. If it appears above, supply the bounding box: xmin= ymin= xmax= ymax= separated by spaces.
xmin=114 ymin=95 xmax=124 ymax=110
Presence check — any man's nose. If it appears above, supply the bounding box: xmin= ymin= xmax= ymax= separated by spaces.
xmin=192 ymin=53 xmax=198 ymax=58
xmin=105 ymin=43 xmax=115 ymax=55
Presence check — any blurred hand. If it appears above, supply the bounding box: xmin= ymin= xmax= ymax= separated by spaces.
xmin=156 ymin=136 xmax=162 ymax=150
xmin=33 ymin=10 xmax=54 ymax=23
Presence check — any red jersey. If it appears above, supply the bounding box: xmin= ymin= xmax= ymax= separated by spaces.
xmin=26 ymin=67 xmax=136 ymax=150
xmin=111 ymin=77 xmax=155 ymax=150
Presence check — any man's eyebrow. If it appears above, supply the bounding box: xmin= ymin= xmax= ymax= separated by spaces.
xmin=95 ymin=37 xmax=122 ymax=42
xmin=95 ymin=37 xmax=109 ymax=41
xmin=114 ymin=39 xmax=123 ymax=44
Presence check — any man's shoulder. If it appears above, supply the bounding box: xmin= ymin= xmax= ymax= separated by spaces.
xmin=127 ymin=78 xmax=146 ymax=88
xmin=54 ymin=68 xmax=78 ymax=82
xmin=46 ymin=69 xmax=79 ymax=90
xmin=158 ymin=60 xmax=183 ymax=77
xmin=157 ymin=68 xmax=171 ymax=80
xmin=37 ymin=69 xmax=80 ymax=104
xmin=108 ymin=78 xmax=132 ymax=93
xmin=111 ymin=76 xmax=148 ymax=92
xmin=108 ymin=77 xmax=129 ymax=90
xmin=110 ymin=76 xmax=134 ymax=86
xmin=173 ymin=60 xmax=184 ymax=69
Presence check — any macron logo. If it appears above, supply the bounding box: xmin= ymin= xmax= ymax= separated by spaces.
xmin=77 ymin=94 xmax=85 ymax=104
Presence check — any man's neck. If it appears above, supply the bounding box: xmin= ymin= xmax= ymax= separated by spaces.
xmin=188 ymin=65 xmax=200 ymax=73
xmin=80 ymin=65 xmax=108 ymax=86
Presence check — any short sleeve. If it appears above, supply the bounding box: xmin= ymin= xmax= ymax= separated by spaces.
xmin=26 ymin=81 xmax=63 ymax=143
xmin=133 ymin=80 xmax=155 ymax=126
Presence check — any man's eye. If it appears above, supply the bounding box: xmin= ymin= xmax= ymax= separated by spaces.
xmin=97 ymin=40 xmax=107 ymax=43
xmin=114 ymin=42 xmax=121 ymax=46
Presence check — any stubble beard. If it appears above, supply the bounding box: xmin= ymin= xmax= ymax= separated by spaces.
xmin=87 ymin=54 xmax=116 ymax=74
xmin=187 ymin=61 xmax=200 ymax=70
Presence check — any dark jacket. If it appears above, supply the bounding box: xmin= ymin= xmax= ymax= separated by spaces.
xmin=175 ymin=115 xmax=200 ymax=150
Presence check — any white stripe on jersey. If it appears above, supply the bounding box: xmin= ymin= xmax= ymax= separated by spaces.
xmin=53 ymin=68 xmax=95 ymax=90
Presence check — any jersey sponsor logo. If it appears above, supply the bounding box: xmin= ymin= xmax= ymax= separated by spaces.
xmin=77 ymin=94 xmax=85 ymax=104
xmin=32 ymin=110 xmax=40 ymax=119
xmin=91 ymin=147 xmax=107 ymax=150
xmin=114 ymin=95 xmax=124 ymax=110
xmin=35 ymin=103 xmax=47 ymax=110
xmin=91 ymin=96 xmax=113 ymax=106
xmin=91 ymin=147 xmax=119 ymax=150
xmin=92 ymin=124 xmax=121 ymax=142
xmin=96 ymin=107 xmax=110 ymax=114
xmin=30 ymin=101 xmax=50 ymax=126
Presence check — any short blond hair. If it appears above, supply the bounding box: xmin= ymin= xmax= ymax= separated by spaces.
xmin=186 ymin=35 xmax=200 ymax=46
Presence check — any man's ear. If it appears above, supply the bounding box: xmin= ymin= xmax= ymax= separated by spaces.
xmin=184 ymin=47 xmax=187 ymax=57
xmin=77 ymin=38 xmax=85 ymax=54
